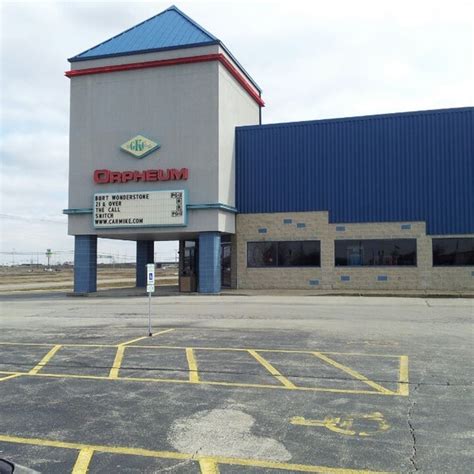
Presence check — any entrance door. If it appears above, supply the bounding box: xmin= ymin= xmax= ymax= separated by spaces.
xmin=221 ymin=242 xmax=231 ymax=288
xmin=179 ymin=240 xmax=198 ymax=292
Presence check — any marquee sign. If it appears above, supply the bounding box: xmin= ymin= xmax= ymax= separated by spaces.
xmin=94 ymin=190 xmax=186 ymax=228
xmin=120 ymin=135 xmax=160 ymax=158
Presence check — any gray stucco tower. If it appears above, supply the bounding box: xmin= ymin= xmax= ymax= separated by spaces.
xmin=64 ymin=5 xmax=262 ymax=293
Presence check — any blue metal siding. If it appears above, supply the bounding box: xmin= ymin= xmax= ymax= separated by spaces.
xmin=236 ymin=107 xmax=474 ymax=235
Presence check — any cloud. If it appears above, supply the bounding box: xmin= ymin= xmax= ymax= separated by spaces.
xmin=1 ymin=0 xmax=473 ymax=265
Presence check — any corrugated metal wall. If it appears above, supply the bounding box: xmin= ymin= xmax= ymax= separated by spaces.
xmin=236 ymin=107 xmax=473 ymax=235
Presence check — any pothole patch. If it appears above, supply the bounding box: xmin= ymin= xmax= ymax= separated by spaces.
xmin=167 ymin=408 xmax=291 ymax=461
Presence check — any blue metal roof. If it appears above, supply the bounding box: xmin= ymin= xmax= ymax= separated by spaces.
xmin=68 ymin=5 xmax=262 ymax=92
xmin=69 ymin=6 xmax=218 ymax=62
xmin=236 ymin=107 xmax=474 ymax=235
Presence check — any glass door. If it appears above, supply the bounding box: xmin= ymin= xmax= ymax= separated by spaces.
xmin=179 ymin=240 xmax=198 ymax=292
xmin=221 ymin=242 xmax=231 ymax=288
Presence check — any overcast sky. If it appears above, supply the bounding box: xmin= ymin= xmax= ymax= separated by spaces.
xmin=1 ymin=0 xmax=473 ymax=265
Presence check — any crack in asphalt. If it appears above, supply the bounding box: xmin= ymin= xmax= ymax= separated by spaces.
xmin=155 ymin=457 xmax=196 ymax=472
xmin=407 ymin=382 xmax=421 ymax=472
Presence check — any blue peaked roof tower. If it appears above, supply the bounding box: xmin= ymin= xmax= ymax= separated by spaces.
xmin=69 ymin=5 xmax=261 ymax=91
xmin=69 ymin=5 xmax=217 ymax=61
xmin=66 ymin=4 xmax=264 ymax=294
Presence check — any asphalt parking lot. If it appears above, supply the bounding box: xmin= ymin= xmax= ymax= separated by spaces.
xmin=0 ymin=294 xmax=472 ymax=473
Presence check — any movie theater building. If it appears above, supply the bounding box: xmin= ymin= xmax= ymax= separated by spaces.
xmin=64 ymin=6 xmax=474 ymax=294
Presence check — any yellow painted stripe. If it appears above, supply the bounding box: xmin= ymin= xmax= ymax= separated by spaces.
xmin=0 ymin=433 xmax=393 ymax=473
xmin=0 ymin=433 xmax=190 ymax=460
xmin=4 ymin=369 xmax=401 ymax=395
xmin=248 ymin=349 xmax=296 ymax=389
xmin=109 ymin=346 xmax=125 ymax=379
xmin=199 ymin=458 xmax=220 ymax=473
xmin=120 ymin=336 xmax=148 ymax=346
xmin=202 ymin=455 xmax=392 ymax=473
xmin=127 ymin=345 xmax=401 ymax=358
xmin=0 ymin=342 xmax=401 ymax=358
xmin=312 ymin=352 xmax=394 ymax=395
xmin=0 ymin=374 xmax=23 ymax=382
xmin=29 ymin=345 xmax=62 ymax=375
xmin=118 ymin=328 xmax=175 ymax=346
xmin=320 ymin=351 xmax=400 ymax=358
xmin=72 ymin=448 xmax=94 ymax=474
xmin=186 ymin=348 xmax=199 ymax=383
xmin=398 ymin=356 xmax=409 ymax=396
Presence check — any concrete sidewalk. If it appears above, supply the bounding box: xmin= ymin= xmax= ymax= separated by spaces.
xmin=78 ymin=286 xmax=474 ymax=298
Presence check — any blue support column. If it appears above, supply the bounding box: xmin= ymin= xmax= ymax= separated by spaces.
xmin=198 ymin=232 xmax=221 ymax=293
xmin=136 ymin=240 xmax=154 ymax=287
xmin=74 ymin=235 xmax=97 ymax=293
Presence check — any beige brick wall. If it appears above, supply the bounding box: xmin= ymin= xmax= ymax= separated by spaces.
xmin=234 ymin=212 xmax=474 ymax=291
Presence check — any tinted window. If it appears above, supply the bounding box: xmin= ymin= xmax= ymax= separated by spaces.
xmin=247 ymin=241 xmax=320 ymax=267
xmin=432 ymin=238 xmax=474 ymax=266
xmin=278 ymin=241 xmax=320 ymax=266
xmin=335 ymin=239 xmax=417 ymax=266
xmin=247 ymin=242 xmax=277 ymax=267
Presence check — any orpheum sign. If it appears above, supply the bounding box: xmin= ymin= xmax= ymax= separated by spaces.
xmin=94 ymin=168 xmax=188 ymax=184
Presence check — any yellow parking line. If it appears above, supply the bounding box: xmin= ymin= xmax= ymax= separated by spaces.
xmin=312 ymin=352 xmax=395 ymax=395
xmin=0 ymin=339 xmax=405 ymax=396
xmin=398 ymin=356 xmax=409 ymax=396
xmin=29 ymin=345 xmax=62 ymax=375
xmin=109 ymin=329 xmax=177 ymax=377
xmin=109 ymin=346 xmax=125 ymax=379
xmin=0 ymin=341 xmax=401 ymax=358
xmin=0 ymin=433 xmax=393 ymax=473
xmin=319 ymin=351 xmax=400 ymax=358
xmin=0 ymin=433 xmax=190 ymax=461
xmin=120 ymin=336 xmax=149 ymax=346
xmin=72 ymin=448 xmax=94 ymax=474
xmin=2 ymin=369 xmax=400 ymax=395
xmin=129 ymin=345 xmax=401 ymax=358
xmin=186 ymin=348 xmax=200 ymax=383
xmin=118 ymin=328 xmax=175 ymax=346
xmin=207 ymin=454 xmax=392 ymax=473
xmin=199 ymin=458 xmax=220 ymax=473
xmin=248 ymin=349 xmax=296 ymax=389
xmin=0 ymin=374 xmax=23 ymax=382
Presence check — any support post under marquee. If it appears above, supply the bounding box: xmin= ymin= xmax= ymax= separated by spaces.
xmin=136 ymin=241 xmax=154 ymax=288
xmin=74 ymin=235 xmax=97 ymax=293
xmin=198 ymin=232 xmax=221 ymax=294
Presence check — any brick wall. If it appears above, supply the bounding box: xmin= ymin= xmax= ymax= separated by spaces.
xmin=234 ymin=212 xmax=474 ymax=291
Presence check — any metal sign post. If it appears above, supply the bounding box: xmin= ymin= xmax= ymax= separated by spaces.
xmin=146 ymin=263 xmax=155 ymax=336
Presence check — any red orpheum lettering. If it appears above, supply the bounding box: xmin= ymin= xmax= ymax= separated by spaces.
xmin=170 ymin=168 xmax=189 ymax=180
xmin=93 ymin=168 xmax=189 ymax=184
